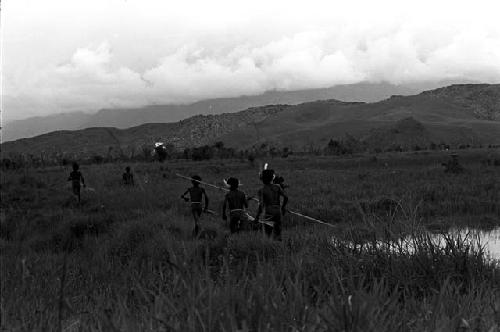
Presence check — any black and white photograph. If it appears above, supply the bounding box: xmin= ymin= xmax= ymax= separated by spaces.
xmin=1 ymin=0 xmax=500 ymax=330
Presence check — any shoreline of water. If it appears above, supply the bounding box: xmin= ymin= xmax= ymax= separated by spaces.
xmin=333 ymin=226 xmax=500 ymax=261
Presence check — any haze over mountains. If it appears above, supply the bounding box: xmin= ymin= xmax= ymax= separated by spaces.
xmin=2 ymin=84 xmax=499 ymax=158
xmin=3 ymin=82 xmax=429 ymax=142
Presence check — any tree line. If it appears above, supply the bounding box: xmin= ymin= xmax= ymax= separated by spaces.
xmin=2 ymin=137 xmax=498 ymax=170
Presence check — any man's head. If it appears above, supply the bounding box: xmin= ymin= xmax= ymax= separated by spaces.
xmin=191 ymin=175 xmax=202 ymax=186
xmin=125 ymin=166 xmax=131 ymax=173
xmin=261 ymin=169 xmax=275 ymax=184
xmin=72 ymin=162 xmax=79 ymax=171
xmin=226 ymin=177 xmax=239 ymax=190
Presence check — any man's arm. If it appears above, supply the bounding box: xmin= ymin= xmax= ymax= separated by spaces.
xmin=256 ymin=203 xmax=263 ymax=220
xmin=222 ymin=195 xmax=228 ymax=220
xmin=203 ymin=189 xmax=209 ymax=210
xmin=280 ymin=188 xmax=288 ymax=215
xmin=243 ymin=192 xmax=248 ymax=209
xmin=180 ymin=189 xmax=189 ymax=201
xmin=255 ymin=189 xmax=263 ymax=220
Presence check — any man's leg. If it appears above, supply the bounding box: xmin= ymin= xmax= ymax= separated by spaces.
xmin=73 ymin=185 xmax=81 ymax=203
xmin=239 ymin=212 xmax=248 ymax=231
xmin=229 ymin=216 xmax=237 ymax=233
xmin=264 ymin=217 xmax=273 ymax=237
xmin=192 ymin=207 xmax=201 ymax=236
xmin=273 ymin=217 xmax=282 ymax=241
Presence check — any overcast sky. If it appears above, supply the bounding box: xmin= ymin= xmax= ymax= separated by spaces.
xmin=2 ymin=0 xmax=500 ymax=121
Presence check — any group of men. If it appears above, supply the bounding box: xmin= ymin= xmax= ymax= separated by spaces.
xmin=68 ymin=162 xmax=288 ymax=240
xmin=180 ymin=169 xmax=288 ymax=240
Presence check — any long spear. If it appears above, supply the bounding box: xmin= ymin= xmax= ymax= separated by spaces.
xmin=175 ymin=173 xmax=336 ymax=229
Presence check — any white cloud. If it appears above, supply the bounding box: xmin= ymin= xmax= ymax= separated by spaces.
xmin=2 ymin=0 xmax=500 ymax=120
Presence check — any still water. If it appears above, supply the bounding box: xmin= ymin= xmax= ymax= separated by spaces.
xmin=339 ymin=227 xmax=500 ymax=261
xmin=429 ymin=227 xmax=500 ymax=260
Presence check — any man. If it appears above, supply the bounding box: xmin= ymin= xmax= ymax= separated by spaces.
xmin=181 ymin=175 xmax=209 ymax=237
xmin=255 ymin=169 xmax=288 ymax=240
xmin=68 ymin=162 xmax=85 ymax=203
xmin=222 ymin=177 xmax=248 ymax=233
xmin=122 ymin=166 xmax=134 ymax=185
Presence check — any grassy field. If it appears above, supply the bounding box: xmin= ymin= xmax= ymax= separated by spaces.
xmin=1 ymin=149 xmax=500 ymax=331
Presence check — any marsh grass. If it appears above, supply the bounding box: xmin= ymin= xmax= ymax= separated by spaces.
xmin=1 ymin=150 xmax=499 ymax=330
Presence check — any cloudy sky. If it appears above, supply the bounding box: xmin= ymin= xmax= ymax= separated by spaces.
xmin=2 ymin=0 xmax=500 ymax=121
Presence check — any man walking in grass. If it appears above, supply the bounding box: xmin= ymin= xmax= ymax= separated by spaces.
xmin=222 ymin=177 xmax=248 ymax=233
xmin=122 ymin=166 xmax=134 ymax=185
xmin=181 ymin=175 xmax=209 ymax=237
xmin=255 ymin=169 xmax=288 ymax=240
xmin=68 ymin=162 xmax=85 ymax=203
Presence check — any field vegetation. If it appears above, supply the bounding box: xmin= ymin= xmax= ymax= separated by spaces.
xmin=1 ymin=149 xmax=500 ymax=331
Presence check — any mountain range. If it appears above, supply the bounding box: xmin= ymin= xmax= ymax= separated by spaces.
xmin=1 ymin=84 xmax=499 ymax=158
xmin=2 ymin=82 xmax=426 ymax=142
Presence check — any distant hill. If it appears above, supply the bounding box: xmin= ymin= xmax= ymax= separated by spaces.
xmin=2 ymin=112 xmax=92 ymax=143
xmin=2 ymin=84 xmax=499 ymax=158
xmin=421 ymin=84 xmax=500 ymax=120
xmin=83 ymin=82 xmax=419 ymax=128
xmin=1 ymin=105 xmax=291 ymax=157
xmin=218 ymin=84 xmax=500 ymax=150
xmin=2 ymin=82 xmax=421 ymax=142
xmin=364 ymin=117 xmax=433 ymax=151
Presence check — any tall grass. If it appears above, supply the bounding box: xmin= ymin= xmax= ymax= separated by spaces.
xmin=1 ymin=150 xmax=499 ymax=330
